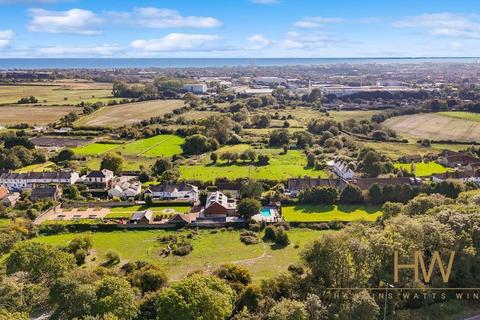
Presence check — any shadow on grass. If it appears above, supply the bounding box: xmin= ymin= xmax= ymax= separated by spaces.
xmin=270 ymin=243 xmax=288 ymax=250
xmin=291 ymin=204 xmax=380 ymax=215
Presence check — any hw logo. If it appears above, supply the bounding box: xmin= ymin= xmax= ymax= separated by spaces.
xmin=393 ymin=251 xmax=455 ymax=283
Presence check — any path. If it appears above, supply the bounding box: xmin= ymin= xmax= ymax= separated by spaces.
xmin=232 ymin=243 xmax=271 ymax=266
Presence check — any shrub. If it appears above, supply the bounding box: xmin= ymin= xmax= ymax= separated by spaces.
xmin=240 ymin=231 xmax=259 ymax=245
xmin=172 ymin=242 xmax=193 ymax=256
xmin=104 ymin=250 xmax=120 ymax=266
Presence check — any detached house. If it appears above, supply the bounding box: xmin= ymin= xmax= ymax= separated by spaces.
xmin=85 ymin=169 xmax=114 ymax=190
xmin=327 ymin=160 xmax=355 ymax=180
xmin=144 ymin=183 xmax=199 ymax=203
xmin=129 ymin=210 xmax=153 ymax=224
xmin=204 ymin=191 xmax=237 ymax=217
xmin=108 ymin=180 xmax=142 ymax=199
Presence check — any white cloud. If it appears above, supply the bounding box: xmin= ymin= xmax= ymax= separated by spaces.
xmin=0 ymin=30 xmax=13 ymax=49
xmin=28 ymin=8 xmax=102 ymax=35
xmin=37 ymin=44 xmax=122 ymax=57
xmin=248 ymin=34 xmax=275 ymax=48
xmin=251 ymin=0 xmax=277 ymax=4
xmin=130 ymin=33 xmax=221 ymax=52
xmin=295 ymin=17 xmax=344 ymax=28
xmin=109 ymin=7 xmax=221 ymax=29
xmin=393 ymin=13 xmax=480 ymax=38
xmin=280 ymin=32 xmax=330 ymax=49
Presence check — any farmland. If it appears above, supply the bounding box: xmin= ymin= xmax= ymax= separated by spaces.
xmin=33 ymin=228 xmax=327 ymax=281
xmin=74 ymin=99 xmax=185 ymax=127
xmin=282 ymin=204 xmax=382 ymax=222
xmin=105 ymin=205 xmax=191 ymax=219
xmin=179 ymin=149 xmax=328 ymax=181
xmin=0 ymin=84 xmax=114 ymax=105
xmin=118 ymin=134 xmax=184 ymax=157
xmin=0 ymin=105 xmax=80 ymax=125
xmin=383 ymin=113 xmax=480 ymax=142
xmin=73 ymin=143 xmax=122 ymax=156
xmin=394 ymin=161 xmax=450 ymax=177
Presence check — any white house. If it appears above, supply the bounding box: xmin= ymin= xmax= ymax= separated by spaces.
xmin=182 ymin=83 xmax=208 ymax=94
xmin=0 ymin=171 xmax=79 ymax=190
xmin=85 ymin=169 xmax=114 ymax=190
xmin=108 ymin=181 xmax=142 ymax=199
xmin=144 ymin=183 xmax=199 ymax=203
xmin=327 ymin=160 xmax=355 ymax=180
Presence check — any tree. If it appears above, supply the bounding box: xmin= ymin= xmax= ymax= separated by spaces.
xmin=100 ymin=153 xmax=123 ymax=175
xmin=6 ymin=242 xmax=75 ymax=281
xmin=275 ymin=228 xmax=290 ymax=247
xmin=237 ymin=198 xmax=261 ymax=219
xmin=269 ymin=129 xmax=291 ymax=146
xmin=182 ymin=134 xmax=215 ymax=155
xmin=241 ymin=181 xmax=264 ymax=199
xmin=340 ymin=290 xmax=379 ymax=320
xmin=213 ymin=264 xmax=252 ymax=289
xmin=299 ymin=186 xmax=337 ymax=205
xmin=339 ymin=185 xmax=364 ymax=204
xmin=155 ymin=275 xmax=235 ymax=320
xmin=267 ymin=299 xmax=307 ymax=320
xmin=152 ymin=157 xmax=172 ymax=176
xmin=94 ymin=277 xmax=138 ymax=320
xmin=368 ymin=184 xmax=384 ymax=205
xmin=55 ymin=148 xmax=75 ymax=162
xmin=257 ymin=154 xmax=270 ymax=166
xmin=210 ymin=152 xmax=218 ymax=163
xmin=128 ymin=265 xmax=168 ymax=293
xmin=382 ymin=202 xmax=403 ymax=219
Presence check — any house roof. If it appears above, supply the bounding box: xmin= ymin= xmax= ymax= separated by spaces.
xmin=147 ymin=183 xmax=197 ymax=193
xmin=130 ymin=210 xmax=153 ymax=221
xmin=206 ymin=191 xmax=236 ymax=210
xmin=0 ymin=186 xmax=8 ymax=199
xmin=86 ymin=170 xmax=110 ymax=178
xmin=31 ymin=186 xmax=59 ymax=198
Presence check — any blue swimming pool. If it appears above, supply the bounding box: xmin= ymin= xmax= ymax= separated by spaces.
xmin=260 ymin=207 xmax=272 ymax=217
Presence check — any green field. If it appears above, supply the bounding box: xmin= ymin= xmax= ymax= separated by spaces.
xmin=74 ymin=100 xmax=184 ymax=127
xmin=73 ymin=143 xmax=122 ymax=156
xmin=106 ymin=205 xmax=191 ymax=219
xmin=362 ymin=140 xmax=466 ymax=157
xmin=282 ymin=204 xmax=382 ymax=222
xmin=14 ymin=161 xmax=55 ymax=173
xmin=0 ymin=84 xmax=114 ymax=105
xmin=85 ymin=157 xmax=156 ymax=171
xmin=33 ymin=228 xmax=327 ymax=281
xmin=179 ymin=149 xmax=328 ymax=181
xmin=394 ymin=161 xmax=450 ymax=177
xmin=329 ymin=110 xmax=378 ymax=122
xmin=438 ymin=111 xmax=480 ymax=122
xmin=117 ymin=135 xmax=184 ymax=157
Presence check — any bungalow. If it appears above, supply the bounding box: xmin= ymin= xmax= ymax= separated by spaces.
xmin=431 ymin=170 xmax=480 ymax=183
xmin=129 ymin=210 xmax=153 ymax=224
xmin=168 ymin=212 xmax=200 ymax=226
xmin=85 ymin=169 xmax=114 ymax=190
xmin=144 ymin=183 xmax=199 ymax=203
xmin=327 ymin=160 xmax=355 ymax=180
xmin=353 ymin=177 xmax=423 ymax=190
xmin=31 ymin=186 xmax=62 ymax=201
xmin=2 ymin=192 xmax=20 ymax=207
xmin=287 ymin=178 xmax=349 ymax=197
xmin=204 ymin=191 xmax=237 ymax=217
xmin=437 ymin=151 xmax=480 ymax=168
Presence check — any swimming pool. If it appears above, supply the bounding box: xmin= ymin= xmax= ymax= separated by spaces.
xmin=260 ymin=207 xmax=273 ymax=217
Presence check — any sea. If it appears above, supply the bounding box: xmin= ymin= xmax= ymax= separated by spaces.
xmin=0 ymin=57 xmax=478 ymax=69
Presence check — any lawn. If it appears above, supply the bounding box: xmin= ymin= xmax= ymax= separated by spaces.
xmin=0 ymin=106 xmax=81 ymax=125
xmin=106 ymin=205 xmax=191 ymax=219
xmin=74 ymin=99 xmax=184 ymax=127
xmin=282 ymin=204 xmax=382 ymax=222
xmin=383 ymin=113 xmax=480 ymax=142
xmin=14 ymin=161 xmax=55 ymax=173
xmin=0 ymin=84 xmax=113 ymax=105
xmin=85 ymin=157 xmax=155 ymax=171
xmin=394 ymin=161 xmax=450 ymax=177
xmin=73 ymin=143 xmax=122 ymax=156
xmin=33 ymin=228 xmax=327 ymax=281
xmin=117 ymin=134 xmax=184 ymax=157
xmin=438 ymin=111 xmax=480 ymax=122
xmin=179 ymin=149 xmax=328 ymax=181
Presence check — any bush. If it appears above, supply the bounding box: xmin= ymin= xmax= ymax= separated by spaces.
xmin=263 ymin=226 xmax=277 ymax=241
xmin=104 ymin=250 xmax=121 ymax=266
xmin=172 ymin=242 xmax=193 ymax=256
xmin=240 ymin=231 xmax=259 ymax=245
xmin=274 ymin=228 xmax=290 ymax=247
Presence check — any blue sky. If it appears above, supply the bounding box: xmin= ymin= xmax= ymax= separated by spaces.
xmin=0 ymin=0 xmax=479 ymax=58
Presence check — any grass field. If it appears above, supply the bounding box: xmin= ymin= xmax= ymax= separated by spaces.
xmin=14 ymin=161 xmax=55 ymax=173
xmin=33 ymin=228 xmax=327 ymax=281
xmin=119 ymin=135 xmax=184 ymax=158
xmin=179 ymin=149 xmax=328 ymax=181
xmin=394 ymin=161 xmax=450 ymax=177
xmin=383 ymin=113 xmax=480 ymax=142
xmin=329 ymin=110 xmax=378 ymax=122
xmin=106 ymin=205 xmax=191 ymax=219
xmin=73 ymin=143 xmax=122 ymax=156
xmin=438 ymin=111 xmax=480 ymax=122
xmin=75 ymin=100 xmax=184 ymax=127
xmin=0 ymin=106 xmax=81 ymax=125
xmin=282 ymin=204 xmax=382 ymax=222
xmin=363 ymin=139 xmax=466 ymax=158
xmin=0 ymin=84 xmax=113 ymax=105
xmin=85 ymin=157 xmax=156 ymax=171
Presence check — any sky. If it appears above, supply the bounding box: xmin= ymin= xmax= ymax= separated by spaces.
xmin=0 ymin=0 xmax=479 ymax=58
